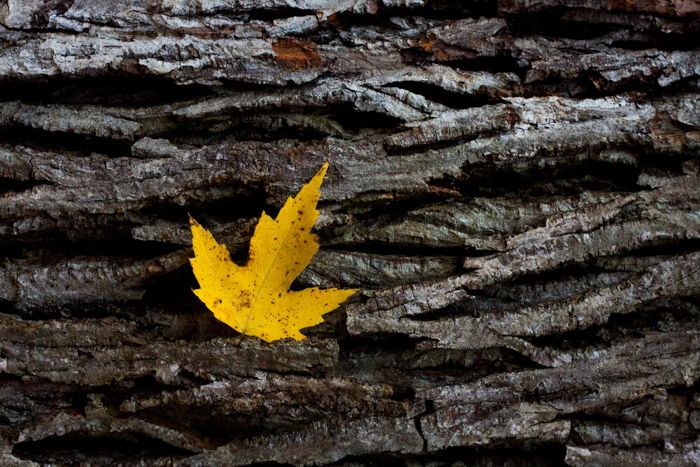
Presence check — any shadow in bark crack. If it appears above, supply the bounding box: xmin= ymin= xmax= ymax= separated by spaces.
xmin=11 ymin=434 xmax=196 ymax=464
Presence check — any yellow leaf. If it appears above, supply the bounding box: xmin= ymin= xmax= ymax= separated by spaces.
xmin=189 ymin=163 xmax=358 ymax=342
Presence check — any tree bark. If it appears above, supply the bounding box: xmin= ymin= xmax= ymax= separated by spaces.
xmin=1 ymin=0 xmax=699 ymax=465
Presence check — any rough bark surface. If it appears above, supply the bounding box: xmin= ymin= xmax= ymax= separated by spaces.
xmin=0 ymin=0 xmax=699 ymax=465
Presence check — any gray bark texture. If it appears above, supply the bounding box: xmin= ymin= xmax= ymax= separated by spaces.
xmin=1 ymin=0 xmax=699 ymax=465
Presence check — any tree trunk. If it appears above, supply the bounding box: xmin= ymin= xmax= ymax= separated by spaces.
xmin=1 ymin=0 xmax=699 ymax=465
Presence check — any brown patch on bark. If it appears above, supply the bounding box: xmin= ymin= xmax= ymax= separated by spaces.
xmin=419 ymin=34 xmax=437 ymax=53
xmin=327 ymin=13 xmax=340 ymax=26
xmin=504 ymin=107 xmax=521 ymax=127
xmin=607 ymin=0 xmax=635 ymax=10
xmin=272 ymin=38 xmax=323 ymax=70
xmin=418 ymin=33 xmax=478 ymax=62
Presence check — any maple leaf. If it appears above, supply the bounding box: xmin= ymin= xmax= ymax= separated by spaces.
xmin=189 ymin=163 xmax=358 ymax=342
